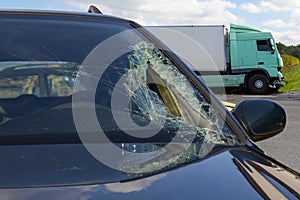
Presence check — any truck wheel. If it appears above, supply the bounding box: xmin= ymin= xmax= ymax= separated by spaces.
xmin=247 ymin=74 xmax=269 ymax=95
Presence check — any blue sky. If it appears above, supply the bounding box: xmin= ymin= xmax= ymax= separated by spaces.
xmin=1 ymin=0 xmax=299 ymax=45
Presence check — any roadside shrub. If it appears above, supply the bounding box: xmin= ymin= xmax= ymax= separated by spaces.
xmin=281 ymin=54 xmax=300 ymax=66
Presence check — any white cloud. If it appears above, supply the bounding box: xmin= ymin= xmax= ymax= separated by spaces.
xmin=240 ymin=0 xmax=300 ymax=14
xmin=105 ymin=174 xmax=165 ymax=193
xmin=272 ymin=0 xmax=300 ymax=8
xmin=272 ymin=30 xmax=300 ymax=46
xmin=262 ymin=24 xmax=300 ymax=45
xmin=240 ymin=1 xmax=288 ymax=13
xmin=62 ymin=0 xmax=242 ymax=25
xmin=239 ymin=2 xmax=261 ymax=13
xmin=262 ymin=19 xmax=293 ymax=28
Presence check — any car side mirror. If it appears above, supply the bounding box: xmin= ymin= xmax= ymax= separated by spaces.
xmin=232 ymin=99 xmax=286 ymax=142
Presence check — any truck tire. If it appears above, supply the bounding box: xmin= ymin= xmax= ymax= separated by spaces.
xmin=247 ymin=74 xmax=269 ymax=95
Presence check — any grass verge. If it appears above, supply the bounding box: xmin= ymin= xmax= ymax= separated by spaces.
xmin=278 ymin=64 xmax=300 ymax=92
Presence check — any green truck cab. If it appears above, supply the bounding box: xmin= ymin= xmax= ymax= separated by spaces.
xmin=229 ymin=24 xmax=283 ymax=94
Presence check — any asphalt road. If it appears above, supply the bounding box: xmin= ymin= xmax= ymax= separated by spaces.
xmin=218 ymin=92 xmax=300 ymax=173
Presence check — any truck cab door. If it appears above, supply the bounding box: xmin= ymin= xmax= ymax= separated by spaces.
xmin=231 ymin=40 xmax=258 ymax=70
xmin=240 ymin=40 xmax=258 ymax=68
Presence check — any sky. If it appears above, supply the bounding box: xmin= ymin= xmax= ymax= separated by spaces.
xmin=1 ymin=0 xmax=300 ymax=45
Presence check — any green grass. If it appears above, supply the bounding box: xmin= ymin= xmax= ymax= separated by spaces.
xmin=278 ymin=64 xmax=300 ymax=92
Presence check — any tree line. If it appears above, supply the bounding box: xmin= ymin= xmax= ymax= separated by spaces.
xmin=277 ymin=42 xmax=300 ymax=59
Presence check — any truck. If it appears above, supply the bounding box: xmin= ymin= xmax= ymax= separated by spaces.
xmin=146 ymin=24 xmax=284 ymax=94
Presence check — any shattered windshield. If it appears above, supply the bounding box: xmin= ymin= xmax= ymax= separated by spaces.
xmin=125 ymin=41 xmax=237 ymax=144
xmin=0 ymin=16 xmax=240 ymax=177
xmin=71 ymin=31 xmax=240 ymax=174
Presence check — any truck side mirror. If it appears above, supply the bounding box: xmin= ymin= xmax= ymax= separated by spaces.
xmin=232 ymin=99 xmax=286 ymax=142
xmin=270 ymin=38 xmax=274 ymax=45
xmin=270 ymin=38 xmax=276 ymax=52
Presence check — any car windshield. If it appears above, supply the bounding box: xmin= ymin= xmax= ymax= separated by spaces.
xmin=0 ymin=14 xmax=240 ymax=182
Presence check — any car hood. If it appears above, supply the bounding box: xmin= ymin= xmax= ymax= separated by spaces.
xmin=1 ymin=146 xmax=299 ymax=200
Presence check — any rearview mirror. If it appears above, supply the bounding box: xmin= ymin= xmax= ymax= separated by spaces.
xmin=232 ymin=99 xmax=286 ymax=142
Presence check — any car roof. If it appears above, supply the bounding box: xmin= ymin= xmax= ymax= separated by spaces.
xmin=0 ymin=8 xmax=131 ymax=24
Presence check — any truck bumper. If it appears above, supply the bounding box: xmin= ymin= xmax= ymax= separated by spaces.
xmin=273 ymin=80 xmax=285 ymax=86
xmin=270 ymin=71 xmax=285 ymax=88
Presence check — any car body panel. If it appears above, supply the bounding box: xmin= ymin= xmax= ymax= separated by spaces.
xmin=0 ymin=147 xmax=299 ymax=199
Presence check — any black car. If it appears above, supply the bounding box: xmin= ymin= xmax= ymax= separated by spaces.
xmin=0 ymin=7 xmax=299 ymax=199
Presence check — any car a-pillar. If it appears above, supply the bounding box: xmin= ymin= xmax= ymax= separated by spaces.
xmin=246 ymin=73 xmax=269 ymax=95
